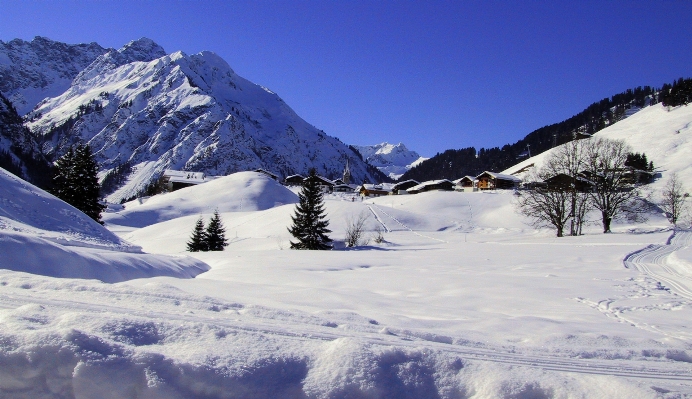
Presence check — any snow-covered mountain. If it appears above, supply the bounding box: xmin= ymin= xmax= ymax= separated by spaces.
xmin=352 ymin=142 xmax=427 ymax=180
xmin=0 ymin=36 xmax=107 ymax=115
xmin=22 ymin=38 xmax=381 ymax=201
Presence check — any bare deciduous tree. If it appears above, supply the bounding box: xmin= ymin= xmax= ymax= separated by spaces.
xmin=345 ymin=212 xmax=370 ymax=247
xmin=515 ymin=140 xmax=592 ymax=237
xmin=660 ymin=172 xmax=689 ymax=226
xmin=551 ymin=139 xmax=591 ymax=235
xmin=584 ymin=138 xmax=644 ymax=233
xmin=515 ymin=169 xmax=573 ymax=237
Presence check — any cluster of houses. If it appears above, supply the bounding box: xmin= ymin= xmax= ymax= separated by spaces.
xmin=160 ymin=164 xmax=525 ymax=197
xmin=161 ymin=155 xmax=655 ymax=198
xmin=282 ymin=169 xmax=523 ymax=197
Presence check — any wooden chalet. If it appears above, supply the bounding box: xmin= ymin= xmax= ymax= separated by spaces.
xmin=358 ymin=183 xmax=394 ymax=197
xmin=407 ymin=179 xmax=455 ymax=194
xmin=475 ymin=171 xmax=521 ymax=190
xmin=334 ymin=184 xmax=358 ymax=193
xmin=161 ymin=170 xmax=216 ymax=192
xmin=453 ymin=176 xmax=477 ymax=192
xmin=284 ymin=174 xmax=305 ymax=186
xmin=305 ymin=175 xmax=335 ymax=192
xmin=391 ymin=179 xmax=419 ymax=194
xmin=543 ymin=173 xmax=593 ymax=192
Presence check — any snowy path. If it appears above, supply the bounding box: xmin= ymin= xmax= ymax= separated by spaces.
xmin=1 ymin=279 xmax=690 ymax=384
xmin=624 ymin=229 xmax=692 ymax=301
xmin=368 ymin=204 xmax=448 ymax=243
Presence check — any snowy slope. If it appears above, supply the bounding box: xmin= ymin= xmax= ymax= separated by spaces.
xmin=353 ymin=142 xmax=427 ymax=180
xmin=103 ymin=171 xmax=298 ymax=228
xmin=504 ymin=103 xmax=692 ymax=195
xmin=0 ymin=36 xmax=107 ymax=115
xmin=25 ymin=38 xmax=379 ymax=202
xmin=0 ymin=167 xmax=209 ymax=282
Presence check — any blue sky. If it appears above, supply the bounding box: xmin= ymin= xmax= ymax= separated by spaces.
xmin=2 ymin=0 xmax=691 ymax=157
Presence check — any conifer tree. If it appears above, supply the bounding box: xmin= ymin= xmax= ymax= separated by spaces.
xmin=187 ymin=217 xmax=208 ymax=252
xmin=288 ymin=169 xmax=332 ymax=250
xmin=205 ymin=210 xmax=228 ymax=251
xmin=51 ymin=144 xmax=105 ymax=224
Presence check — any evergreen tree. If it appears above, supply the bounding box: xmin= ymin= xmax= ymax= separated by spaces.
xmin=187 ymin=217 xmax=208 ymax=252
xmin=51 ymin=144 xmax=106 ymax=224
xmin=288 ymin=169 xmax=332 ymax=250
xmin=205 ymin=210 xmax=228 ymax=251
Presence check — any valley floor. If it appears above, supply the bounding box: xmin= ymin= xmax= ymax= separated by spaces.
xmin=2 ymin=190 xmax=692 ymax=398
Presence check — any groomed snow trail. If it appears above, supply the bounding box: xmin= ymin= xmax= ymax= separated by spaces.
xmin=624 ymin=229 xmax=692 ymax=300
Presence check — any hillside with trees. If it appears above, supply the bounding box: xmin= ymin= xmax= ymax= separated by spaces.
xmin=400 ymin=84 xmax=665 ymax=182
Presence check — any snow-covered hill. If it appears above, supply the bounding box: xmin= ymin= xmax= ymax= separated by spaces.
xmin=23 ymin=38 xmax=380 ymax=202
xmin=0 ymin=36 xmax=107 ymax=115
xmin=103 ymin=171 xmax=298 ymax=228
xmin=0 ymin=166 xmax=208 ymax=282
xmin=352 ymin=142 xmax=427 ymax=180
xmin=504 ymin=103 xmax=692 ymax=197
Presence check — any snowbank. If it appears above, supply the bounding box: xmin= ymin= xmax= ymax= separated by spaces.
xmin=0 ymin=167 xmax=209 ymax=282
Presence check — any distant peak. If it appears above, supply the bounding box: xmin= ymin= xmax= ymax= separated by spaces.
xmin=118 ymin=37 xmax=166 ymax=61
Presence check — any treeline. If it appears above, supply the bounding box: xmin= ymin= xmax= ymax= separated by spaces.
xmin=0 ymin=92 xmax=52 ymax=188
xmin=400 ymin=84 xmax=670 ymax=182
xmin=661 ymin=78 xmax=692 ymax=107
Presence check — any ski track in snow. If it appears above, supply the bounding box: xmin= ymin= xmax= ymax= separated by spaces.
xmin=1 ymin=287 xmax=690 ymax=383
xmin=368 ymin=204 xmax=448 ymax=243
xmin=624 ymin=229 xmax=692 ymax=301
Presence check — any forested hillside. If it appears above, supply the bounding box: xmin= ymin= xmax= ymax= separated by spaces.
xmin=400 ymin=85 xmax=663 ymax=181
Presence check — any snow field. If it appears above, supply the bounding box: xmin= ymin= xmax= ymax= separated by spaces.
xmin=2 ymin=165 xmax=692 ymax=396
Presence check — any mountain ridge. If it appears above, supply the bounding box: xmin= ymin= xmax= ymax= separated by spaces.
xmin=10 ymin=37 xmax=385 ymax=201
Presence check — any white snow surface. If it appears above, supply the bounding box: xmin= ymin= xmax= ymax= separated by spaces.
xmin=3 ymin=104 xmax=692 ymax=397
xmin=353 ymin=142 xmax=428 ymax=180
xmin=0 ymin=167 xmax=209 ymax=283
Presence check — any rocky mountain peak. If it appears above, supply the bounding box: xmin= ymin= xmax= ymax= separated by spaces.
xmin=0 ymin=37 xmax=107 ymax=115
xmin=118 ymin=37 xmax=166 ymax=62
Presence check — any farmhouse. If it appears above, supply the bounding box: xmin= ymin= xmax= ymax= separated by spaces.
xmin=453 ymin=176 xmax=477 ymax=192
xmin=334 ymin=183 xmax=358 ymax=193
xmin=306 ymin=175 xmax=336 ymax=192
xmin=476 ymin=171 xmax=521 ymax=190
xmin=391 ymin=179 xmax=419 ymax=194
xmin=161 ymin=170 xmax=217 ymax=192
xmin=284 ymin=174 xmax=305 ymax=186
xmin=407 ymin=179 xmax=455 ymax=194
xmin=543 ymin=173 xmax=594 ymax=192
xmin=358 ymin=183 xmax=394 ymax=197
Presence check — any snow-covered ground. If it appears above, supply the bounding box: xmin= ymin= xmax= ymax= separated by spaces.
xmin=2 ymin=103 xmax=692 ymax=398
xmin=2 ymin=165 xmax=692 ymax=398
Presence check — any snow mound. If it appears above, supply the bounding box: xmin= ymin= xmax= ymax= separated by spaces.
xmin=104 ymin=171 xmax=298 ymax=228
xmin=0 ymin=167 xmax=209 ymax=282
xmin=0 ymin=167 xmax=127 ymax=249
